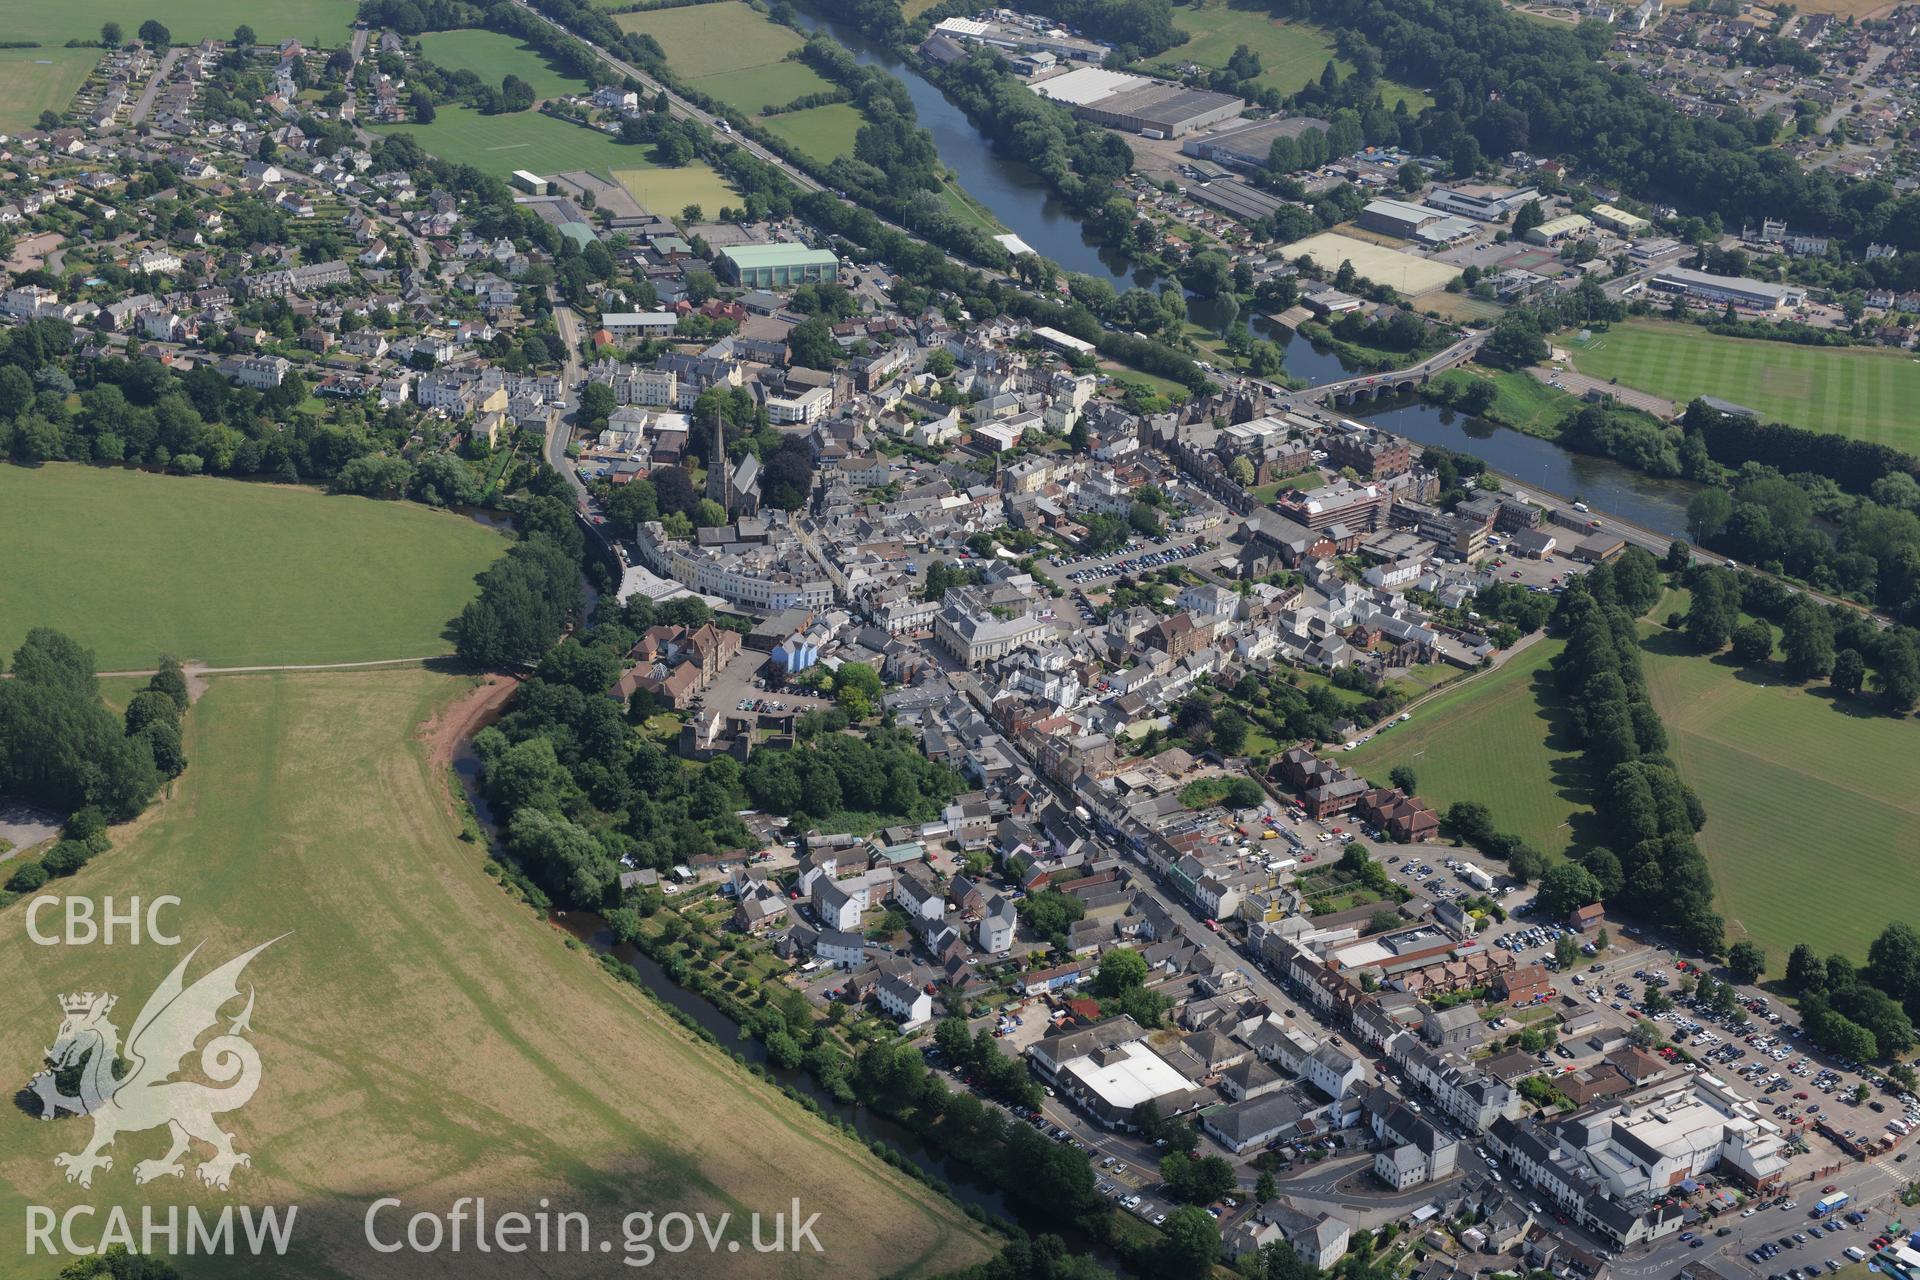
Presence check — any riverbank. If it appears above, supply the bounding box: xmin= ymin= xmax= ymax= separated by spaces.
xmin=1352 ymin=397 xmax=1703 ymax=540
xmin=446 ymin=722 xmax=1146 ymax=1271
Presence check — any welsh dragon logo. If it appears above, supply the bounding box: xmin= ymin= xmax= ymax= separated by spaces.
xmin=27 ymin=938 xmax=284 ymax=1191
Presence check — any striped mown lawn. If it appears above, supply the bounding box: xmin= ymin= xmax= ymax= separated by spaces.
xmin=1637 ymin=622 xmax=1920 ymax=963
xmin=1567 ymin=320 xmax=1920 ymax=453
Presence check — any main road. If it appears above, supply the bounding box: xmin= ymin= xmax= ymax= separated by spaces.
xmin=549 ymin=300 xmax=590 ymax=507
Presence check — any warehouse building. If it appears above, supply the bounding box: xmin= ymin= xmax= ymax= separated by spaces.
xmin=1188 ymin=180 xmax=1289 ymax=222
xmin=718 ymin=244 xmax=840 ymax=289
xmin=1590 ymin=203 xmax=1651 ymax=237
xmin=1359 ymin=198 xmax=1446 ymax=239
xmin=1180 ymin=117 xmax=1318 ymax=173
xmin=1030 ymin=66 xmax=1242 ymax=137
xmin=930 ymin=15 xmax=1107 ymax=62
xmin=1424 ymin=184 xmax=1539 ymax=222
xmin=1525 ymin=213 xmax=1593 ymax=245
xmin=1645 ymin=266 xmax=1805 ymax=313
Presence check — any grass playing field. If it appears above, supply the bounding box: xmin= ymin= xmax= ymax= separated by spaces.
xmin=1638 ymin=610 xmax=1920 ymax=963
xmin=615 ymin=2 xmax=836 ymax=116
xmin=417 ymin=29 xmax=591 ymax=100
xmin=1349 ymin=638 xmax=1593 ymax=858
xmin=758 ymin=102 xmax=864 ymax=163
xmin=0 ymin=464 xmax=507 ymax=669
xmin=0 ymin=668 xmax=993 ymax=1279
xmin=0 ymin=48 xmax=99 ymax=132
xmin=372 ymin=104 xmax=646 ymax=180
xmin=614 ymin=165 xmax=742 ymax=218
xmin=5 ymin=0 xmax=357 ymax=46
xmin=1140 ymin=1 xmax=1431 ymax=110
xmin=1566 ymin=320 xmax=1920 ymax=452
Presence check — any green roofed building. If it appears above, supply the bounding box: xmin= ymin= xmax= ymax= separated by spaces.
xmin=718 ymin=244 xmax=840 ymax=289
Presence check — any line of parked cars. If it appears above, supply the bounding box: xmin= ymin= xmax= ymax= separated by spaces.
xmin=1056 ymin=538 xmax=1205 ymax=583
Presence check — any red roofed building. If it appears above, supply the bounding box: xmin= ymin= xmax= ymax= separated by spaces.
xmin=1569 ymin=902 xmax=1606 ymax=933
xmin=1493 ymin=963 xmax=1552 ymax=1006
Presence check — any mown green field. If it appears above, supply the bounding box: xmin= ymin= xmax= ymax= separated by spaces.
xmin=1140 ymin=1 xmax=1431 ymax=110
xmin=4 ymin=0 xmax=357 ymax=46
xmin=0 ymin=668 xmax=993 ymax=1279
xmin=373 ymin=104 xmax=644 ymax=179
xmin=691 ymin=62 xmax=838 ymax=115
xmin=1349 ymin=637 xmax=1589 ymax=857
xmin=417 ymin=28 xmax=591 ymax=99
xmin=1568 ymin=320 xmax=1920 ymax=452
xmin=758 ymin=102 xmax=864 ymax=162
xmin=0 ymin=464 xmax=507 ymax=668
xmin=615 ymin=1 xmax=836 ymax=116
xmin=0 ymin=48 xmax=99 ymax=131
xmin=615 ymin=1 xmax=801 ymax=77
xmin=614 ymin=164 xmax=742 ymax=218
xmin=1638 ymin=616 xmax=1920 ymax=963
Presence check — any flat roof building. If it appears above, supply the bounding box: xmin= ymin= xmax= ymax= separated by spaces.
xmin=510 ymin=169 xmax=549 ymax=195
xmin=1526 ymin=213 xmax=1593 ymax=245
xmin=1029 ymin=1016 xmax=1208 ymax=1130
xmin=1031 ymin=325 xmax=1094 ymax=357
xmin=1590 ymin=203 xmax=1651 ymax=237
xmin=1180 ymin=117 xmax=1318 ymax=173
xmin=1031 ymin=67 xmax=1242 ymax=137
xmin=718 ymin=244 xmax=840 ymax=289
xmin=1424 ymin=185 xmax=1539 ymax=222
xmin=1646 ymin=266 xmax=1804 ymax=314
xmin=1359 ymin=198 xmax=1445 ymax=240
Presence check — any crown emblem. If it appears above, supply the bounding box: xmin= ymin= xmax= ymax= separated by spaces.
xmin=60 ymin=992 xmax=115 ymax=1017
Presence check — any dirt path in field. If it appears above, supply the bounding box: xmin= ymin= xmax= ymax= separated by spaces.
xmin=11 ymin=655 xmax=459 ymax=702
xmin=420 ymin=672 xmax=522 ymax=771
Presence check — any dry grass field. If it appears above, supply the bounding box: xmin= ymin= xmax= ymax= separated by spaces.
xmin=0 ymin=669 xmax=993 ymax=1278
xmin=1281 ymin=231 xmax=1463 ymax=295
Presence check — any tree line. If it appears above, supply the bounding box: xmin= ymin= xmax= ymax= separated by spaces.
xmin=1675 ymin=562 xmax=1919 ymax=712
xmin=1781 ymin=925 xmax=1920 ymax=1069
xmin=0 ymin=635 xmax=193 ymax=902
xmin=1552 ymin=551 xmax=1723 ymax=954
xmin=451 ymin=493 xmax=588 ymax=668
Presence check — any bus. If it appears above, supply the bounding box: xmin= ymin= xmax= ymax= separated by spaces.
xmin=1814 ymin=1192 xmax=1850 ymax=1217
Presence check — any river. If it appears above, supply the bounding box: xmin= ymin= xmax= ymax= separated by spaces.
xmin=790 ymin=8 xmax=1370 ymax=387
xmin=1351 ymin=398 xmax=1700 ymax=539
xmin=784 ymin=9 xmax=1702 ymax=533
